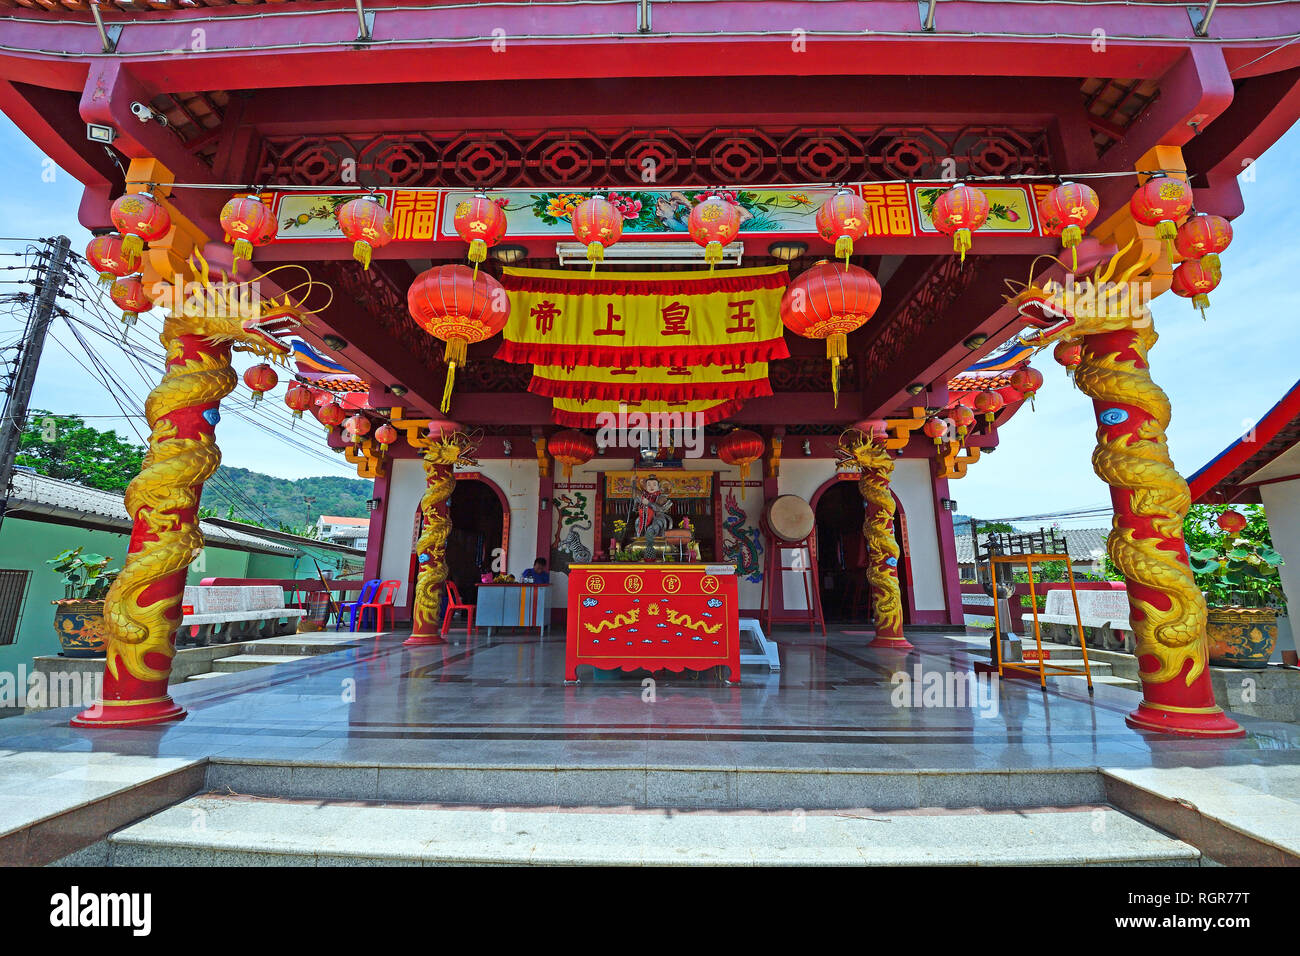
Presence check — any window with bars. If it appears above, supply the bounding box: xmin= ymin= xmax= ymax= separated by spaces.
xmin=0 ymin=570 xmax=31 ymax=646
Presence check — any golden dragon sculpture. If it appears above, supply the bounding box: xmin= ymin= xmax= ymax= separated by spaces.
xmin=406 ymin=430 xmax=478 ymax=644
xmin=1012 ymin=242 xmax=1241 ymax=736
xmin=838 ymin=428 xmax=908 ymax=649
xmin=72 ymin=253 xmax=307 ymax=728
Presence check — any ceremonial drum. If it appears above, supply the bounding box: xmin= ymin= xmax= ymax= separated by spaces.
xmin=763 ymin=494 xmax=815 ymax=543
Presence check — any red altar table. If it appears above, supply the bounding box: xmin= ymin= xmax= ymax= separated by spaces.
xmin=565 ymin=564 xmax=740 ymax=682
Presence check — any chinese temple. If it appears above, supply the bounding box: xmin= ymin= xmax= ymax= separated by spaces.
xmin=3 ymin=0 xmax=1299 ymax=745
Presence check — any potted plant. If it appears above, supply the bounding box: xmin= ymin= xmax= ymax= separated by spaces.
xmin=1186 ymin=506 xmax=1285 ymax=669
xmin=47 ymin=547 xmax=119 ymax=658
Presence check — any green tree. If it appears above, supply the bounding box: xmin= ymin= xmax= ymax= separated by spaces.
xmin=15 ymin=411 xmax=144 ymax=492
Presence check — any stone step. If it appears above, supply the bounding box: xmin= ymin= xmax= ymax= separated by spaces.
xmin=209 ymin=654 xmax=315 ymax=673
xmin=103 ymin=794 xmax=1201 ymax=866
xmin=184 ymin=671 xmax=231 ymax=681
xmin=240 ymin=636 xmax=361 ymax=656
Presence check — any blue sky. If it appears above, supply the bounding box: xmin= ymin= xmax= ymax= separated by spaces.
xmin=1 ymin=113 xmax=1296 ymax=515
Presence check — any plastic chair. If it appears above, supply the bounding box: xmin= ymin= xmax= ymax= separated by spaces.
xmin=337 ymin=579 xmax=380 ymax=632
xmin=357 ymin=579 xmax=400 ymax=633
xmin=441 ymin=580 xmax=476 ymax=639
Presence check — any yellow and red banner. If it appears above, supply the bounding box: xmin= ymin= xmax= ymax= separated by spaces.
xmin=604 ymin=470 xmax=713 ymax=499
xmin=530 ymin=360 xmax=771 ymax=402
xmin=551 ymin=396 xmax=744 ymax=428
xmin=497 ymin=266 xmax=790 ymax=368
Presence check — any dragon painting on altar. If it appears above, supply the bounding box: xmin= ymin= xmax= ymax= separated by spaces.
xmin=721 ymin=489 xmax=764 ymax=583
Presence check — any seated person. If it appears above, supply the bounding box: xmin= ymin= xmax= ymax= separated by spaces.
xmin=521 ymin=557 xmax=550 ymax=584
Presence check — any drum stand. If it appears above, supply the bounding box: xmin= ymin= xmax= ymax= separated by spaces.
xmin=760 ymin=533 xmax=827 ymax=636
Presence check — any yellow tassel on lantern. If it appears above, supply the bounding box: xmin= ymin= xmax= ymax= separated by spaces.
xmin=1194 ymin=293 xmax=1210 ymax=320
xmin=1155 ymin=220 xmax=1177 ymax=262
xmin=586 ymin=241 xmax=604 ymax=276
xmin=468 ymin=238 xmax=487 ymax=278
xmin=353 ymin=240 xmax=373 ymax=271
xmin=232 ymin=237 xmax=253 ymax=266
xmin=953 ymin=229 xmax=972 ymax=265
xmin=120 ymin=234 xmax=143 ymax=270
xmin=835 ymin=235 xmax=854 ymax=265
xmin=1061 ymin=224 xmax=1082 ymax=272
xmin=705 ymin=240 xmax=722 ymax=273
xmin=441 ymin=337 xmax=468 ymax=414
xmin=1202 ymin=253 xmax=1222 ymax=283
xmin=738 ymin=461 xmax=750 ymax=501
xmin=827 ymin=332 xmax=847 ymax=408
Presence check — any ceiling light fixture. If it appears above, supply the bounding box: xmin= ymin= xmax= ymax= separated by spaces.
xmin=556 ymin=241 xmax=743 ymax=267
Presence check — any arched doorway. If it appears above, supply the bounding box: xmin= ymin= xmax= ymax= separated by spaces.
xmin=813 ymin=480 xmax=910 ymax=625
xmin=446 ymin=477 xmax=506 ymax=606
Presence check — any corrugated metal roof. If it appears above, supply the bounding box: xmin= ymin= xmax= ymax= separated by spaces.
xmin=955 ymin=527 xmax=1111 ymax=565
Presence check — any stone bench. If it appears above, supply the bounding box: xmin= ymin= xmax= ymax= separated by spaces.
xmin=178 ymin=585 xmax=305 ymax=647
xmin=1031 ymin=588 xmax=1133 ymax=652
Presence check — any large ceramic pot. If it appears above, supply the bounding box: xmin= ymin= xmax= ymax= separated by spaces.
xmin=52 ymin=599 xmax=108 ymax=658
xmin=1206 ymin=605 xmax=1279 ymax=669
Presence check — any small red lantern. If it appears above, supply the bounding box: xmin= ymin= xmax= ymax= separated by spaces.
xmin=316 ymin=400 xmax=346 ymax=428
xmin=948 ymin=404 xmax=976 ymax=439
xmin=1038 ymin=182 xmax=1099 ymax=271
xmin=374 ymin=423 xmax=398 ymax=452
xmin=452 ymin=193 xmax=508 ymax=275
xmin=110 ymin=192 xmax=171 ymax=270
xmin=1129 ymin=175 xmax=1193 ymax=257
xmin=571 ymin=195 xmax=623 ymax=272
xmin=1170 ymin=259 xmax=1220 ymax=319
xmin=1010 ymin=366 xmax=1045 ymax=410
xmin=337 ymin=195 xmax=395 ymax=271
xmin=219 ymin=195 xmax=278 ymax=267
xmin=1054 ymin=340 xmax=1083 ymax=373
xmin=851 ymin=419 xmax=889 ymax=443
xmin=780 ymin=260 xmax=882 ymax=407
xmin=816 ymin=189 xmax=869 ymax=265
xmin=687 ymin=196 xmax=742 ymax=271
xmin=407 ymin=264 xmax=511 ymax=413
xmin=242 ymin=363 xmax=278 ymax=404
xmin=85 ymin=234 xmax=130 ymax=287
xmin=718 ymin=429 xmax=765 ymax=497
xmin=973 ymin=389 xmax=1004 ymax=423
xmin=923 ymin=416 xmax=951 ymax=446
xmin=547 ymin=429 xmax=597 ymax=481
xmin=427 ymin=420 xmax=464 ymax=444
xmin=109 ymin=275 xmax=153 ymax=327
xmin=1175 ymin=211 xmax=1232 ymax=280
xmin=930 ymin=184 xmax=989 ymax=264
xmin=285 ymin=384 xmax=314 ymax=422
xmin=343 ymin=413 xmax=372 ymax=442
xmin=1217 ymin=509 xmax=1247 ymax=534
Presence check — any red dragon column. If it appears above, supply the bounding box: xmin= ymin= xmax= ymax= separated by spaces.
xmin=1019 ymin=242 xmax=1242 ymax=737
xmin=840 ymin=430 xmax=911 ymax=650
xmin=405 ymin=430 xmax=477 ymax=645
xmin=72 ymin=255 xmax=298 ymax=727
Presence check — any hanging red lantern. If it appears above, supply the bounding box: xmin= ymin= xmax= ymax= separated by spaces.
xmin=316 ymin=400 xmax=346 ymax=428
xmin=948 ymin=404 xmax=976 ymax=439
xmin=452 ymin=193 xmax=508 ymax=275
xmin=1054 ymin=340 xmax=1083 ymax=373
xmin=407 ymin=264 xmax=511 ymax=413
xmin=973 ymin=389 xmax=1004 ymax=423
xmin=571 ymin=194 xmax=623 ymax=273
xmin=779 ymin=260 xmax=882 ymax=407
xmin=109 ymin=275 xmax=152 ymax=327
xmin=687 ymin=195 xmax=741 ymax=270
xmin=1010 ymin=366 xmax=1045 ymax=410
xmin=816 ymin=189 xmax=869 ymax=265
xmin=374 ymin=423 xmax=398 ymax=453
xmin=1170 ymin=259 xmax=1220 ymax=319
xmin=219 ymin=195 xmax=278 ymax=267
xmin=851 ymin=419 xmax=889 ymax=443
xmin=284 ymin=384 xmax=314 ymax=418
xmin=547 ymin=429 xmax=597 ymax=480
xmin=109 ymin=192 xmax=170 ymax=270
xmin=718 ymin=429 xmax=765 ymax=497
xmin=242 ymin=363 xmax=278 ymax=404
xmin=337 ymin=195 xmax=395 ymax=271
xmin=1217 ymin=509 xmax=1247 ymax=534
xmin=1175 ymin=211 xmax=1232 ymax=280
xmin=930 ymin=184 xmax=989 ymax=264
xmin=85 ymin=234 xmax=130 ymax=287
xmin=427 ymin=420 xmax=464 ymax=444
xmin=343 ymin=413 xmax=372 ymax=442
xmin=1129 ymin=175 xmax=1193 ymax=258
xmin=923 ymin=416 xmax=951 ymax=446
xmin=1038 ymin=182 xmax=1099 ymax=271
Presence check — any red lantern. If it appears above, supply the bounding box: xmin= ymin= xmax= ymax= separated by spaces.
xmin=780 ymin=260 xmax=882 ymax=407
xmin=85 ymin=234 xmax=130 ymax=287
xmin=547 ymin=429 xmax=597 ymax=480
xmin=687 ymin=196 xmax=741 ymax=270
xmin=1010 ymin=366 xmax=1045 ymax=410
xmin=110 ymin=192 xmax=170 ymax=270
xmin=337 ymin=195 xmax=395 ymax=271
xmin=374 ymin=423 xmax=398 ymax=452
xmin=427 ymin=420 xmax=464 ymax=444
xmin=948 ymin=404 xmax=976 ymax=439
xmin=930 ymin=184 xmax=989 ymax=264
xmin=1171 ymin=259 xmax=1220 ymax=318
xmin=453 ymin=193 xmax=508 ymax=275
xmin=408 ymin=264 xmax=510 ymax=413
xmin=973 ymin=389 xmax=1004 ymax=423
xmin=923 ymin=416 xmax=951 ymax=446
xmin=718 ymin=429 xmax=765 ymax=496
xmin=1054 ymin=340 xmax=1083 ymax=373
xmin=316 ymin=400 xmax=346 ymax=428
xmin=1175 ymin=212 xmax=1232 ymax=280
xmin=109 ymin=275 xmax=152 ymax=327
xmin=816 ymin=189 xmax=869 ymax=264
xmin=284 ymin=384 xmax=314 ymax=420
xmin=851 ymin=419 xmax=889 ymax=443
xmin=242 ymin=363 xmax=278 ymax=404
xmin=343 ymin=413 xmax=372 ymax=442
xmin=1129 ymin=175 xmax=1193 ymax=257
xmin=219 ymin=195 xmax=278 ymax=267
xmin=1038 ymin=182 xmax=1099 ymax=271
xmin=571 ymin=195 xmax=623 ymax=272
xmin=1217 ymin=509 xmax=1247 ymax=534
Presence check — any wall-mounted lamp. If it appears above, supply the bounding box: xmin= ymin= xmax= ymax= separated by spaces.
xmin=502 ymin=439 xmax=513 ymax=456
xmin=940 ymin=498 xmax=958 ymax=512
xmin=801 ymin=440 xmax=811 ymax=456
xmin=86 ymin=122 xmax=117 ymax=145
xmin=963 ymin=333 xmax=988 ymax=350
xmin=540 ymin=498 xmax=549 ymax=511
xmin=905 ymin=383 xmax=926 ymax=396
xmin=388 ymin=384 xmax=407 ymax=397
xmin=709 ymin=443 xmax=718 ymax=456
xmin=493 ymin=244 xmax=528 ymax=264
xmin=768 ymin=240 xmax=808 ymax=262
xmin=365 ymin=497 xmax=382 ymax=514
xmin=322 ymin=334 xmax=348 ymax=351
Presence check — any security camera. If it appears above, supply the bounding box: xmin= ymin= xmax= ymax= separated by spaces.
xmin=129 ymin=102 xmax=168 ymax=127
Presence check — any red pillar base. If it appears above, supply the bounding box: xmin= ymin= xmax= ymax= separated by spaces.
xmin=867 ymin=634 xmax=914 ymax=650
xmin=403 ymin=632 xmax=447 ymax=646
xmin=1125 ymin=701 xmax=1245 ymax=738
xmin=70 ymin=697 xmax=186 ymax=728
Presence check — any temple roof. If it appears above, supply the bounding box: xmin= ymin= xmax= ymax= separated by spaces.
xmin=1189 ymin=378 xmax=1300 ymax=505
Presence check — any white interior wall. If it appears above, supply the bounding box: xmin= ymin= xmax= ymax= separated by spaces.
xmin=1260 ymin=479 xmax=1300 ymax=655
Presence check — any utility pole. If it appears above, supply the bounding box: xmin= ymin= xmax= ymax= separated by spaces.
xmin=302 ymin=495 xmax=317 ymax=532
xmin=0 ymin=236 xmax=72 ymax=530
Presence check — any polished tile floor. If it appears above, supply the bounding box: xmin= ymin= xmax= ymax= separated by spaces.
xmin=2 ymin=629 xmax=1297 ymax=772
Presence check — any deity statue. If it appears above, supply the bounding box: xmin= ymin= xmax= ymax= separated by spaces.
xmin=632 ymin=475 xmax=674 ymax=541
